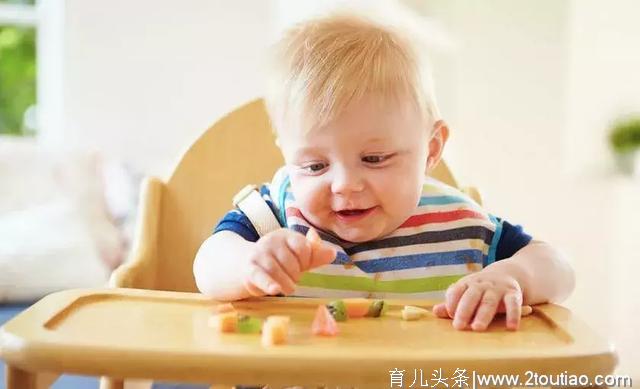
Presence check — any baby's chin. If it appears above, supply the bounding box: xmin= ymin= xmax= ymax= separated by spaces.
xmin=330 ymin=225 xmax=390 ymax=243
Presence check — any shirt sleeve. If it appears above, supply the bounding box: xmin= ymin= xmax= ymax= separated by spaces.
xmin=494 ymin=217 xmax=533 ymax=260
xmin=213 ymin=184 xmax=280 ymax=242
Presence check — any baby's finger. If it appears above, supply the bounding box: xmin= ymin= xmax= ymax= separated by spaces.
xmin=308 ymin=242 xmax=337 ymax=269
xmin=504 ymin=292 xmax=522 ymax=330
xmin=306 ymin=227 xmax=322 ymax=246
xmin=255 ymin=257 xmax=297 ymax=295
xmin=453 ymin=285 xmax=483 ymax=330
xmin=272 ymin=242 xmax=302 ymax=282
xmin=432 ymin=303 xmax=450 ymax=318
xmin=521 ymin=305 xmax=533 ymax=316
xmin=286 ymin=233 xmax=312 ymax=272
xmin=245 ymin=281 xmax=267 ymax=297
xmin=470 ymin=290 xmax=501 ymax=331
xmin=246 ymin=265 xmax=280 ymax=296
xmin=445 ymin=282 xmax=468 ymax=319
xmin=495 ymin=302 xmax=533 ymax=316
xmin=305 ymin=228 xmax=336 ymax=267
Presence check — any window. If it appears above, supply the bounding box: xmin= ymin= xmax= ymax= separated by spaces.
xmin=0 ymin=0 xmax=36 ymax=136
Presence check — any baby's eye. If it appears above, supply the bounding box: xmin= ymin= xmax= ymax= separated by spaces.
xmin=362 ymin=155 xmax=389 ymax=164
xmin=303 ymin=162 xmax=327 ymax=173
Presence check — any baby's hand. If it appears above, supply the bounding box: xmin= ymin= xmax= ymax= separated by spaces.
xmin=243 ymin=228 xmax=336 ymax=297
xmin=432 ymin=269 xmax=524 ymax=331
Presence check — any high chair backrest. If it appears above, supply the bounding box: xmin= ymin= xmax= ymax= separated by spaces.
xmin=110 ymin=99 xmax=477 ymax=292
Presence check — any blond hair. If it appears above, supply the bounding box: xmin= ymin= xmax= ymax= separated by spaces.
xmin=265 ymin=12 xmax=441 ymax=135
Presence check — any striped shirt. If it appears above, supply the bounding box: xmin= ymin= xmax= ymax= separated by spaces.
xmin=215 ymin=168 xmax=531 ymax=299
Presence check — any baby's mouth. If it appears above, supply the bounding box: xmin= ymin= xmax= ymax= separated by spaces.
xmin=334 ymin=207 xmax=377 ymax=221
xmin=337 ymin=209 xmax=367 ymax=216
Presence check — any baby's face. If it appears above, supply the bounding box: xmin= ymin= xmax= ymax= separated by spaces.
xmin=279 ymin=99 xmax=429 ymax=242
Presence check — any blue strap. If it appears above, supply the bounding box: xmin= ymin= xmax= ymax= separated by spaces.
xmin=486 ymin=214 xmax=503 ymax=266
xmin=278 ymin=174 xmax=290 ymax=225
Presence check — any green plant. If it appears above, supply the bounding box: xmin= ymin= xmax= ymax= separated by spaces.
xmin=0 ymin=25 xmax=36 ymax=136
xmin=608 ymin=116 xmax=640 ymax=154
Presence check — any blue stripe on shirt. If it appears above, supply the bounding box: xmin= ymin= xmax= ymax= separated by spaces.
xmin=418 ymin=195 xmax=469 ymax=206
xmin=330 ymin=250 xmax=486 ymax=273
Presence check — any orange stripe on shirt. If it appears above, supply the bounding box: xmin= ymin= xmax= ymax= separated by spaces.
xmin=399 ymin=209 xmax=485 ymax=228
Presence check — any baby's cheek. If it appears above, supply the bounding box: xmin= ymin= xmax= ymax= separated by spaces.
xmin=381 ymin=174 xmax=418 ymax=205
xmin=295 ymin=187 xmax=327 ymax=220
xmin=380 ymin=176 xmax=422 ymax=224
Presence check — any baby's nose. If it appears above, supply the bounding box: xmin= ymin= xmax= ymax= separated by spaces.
xmin=330 ymin=167 xmax=365 ymax=195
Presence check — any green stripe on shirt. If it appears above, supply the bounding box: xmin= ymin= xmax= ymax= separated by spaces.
xmin=298 ymin=272 xmax=464 ymax=293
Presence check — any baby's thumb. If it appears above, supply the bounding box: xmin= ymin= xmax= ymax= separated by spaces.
xmin=305 ymin=227 xmax=336 ymax=269
xmin=308 ymin=243 xmax=337 ymax=269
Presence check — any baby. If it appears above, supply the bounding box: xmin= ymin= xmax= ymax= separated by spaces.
xmin=194 ymin=13 xmax=575 ymax=332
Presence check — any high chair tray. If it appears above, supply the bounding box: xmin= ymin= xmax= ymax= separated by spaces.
xmin=0 ymin=288 xmax=616 ymax=387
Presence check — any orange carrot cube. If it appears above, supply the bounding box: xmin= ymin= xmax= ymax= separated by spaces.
xmin=208 ymin=311 xmax=239 ymax=333
xmin=261 ymin=315 xmax=290 ymax=346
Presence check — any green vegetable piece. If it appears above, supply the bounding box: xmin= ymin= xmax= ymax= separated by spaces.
xmin=326 ymin=300 xmax=348 ymax=322
xmin=381 ymin=300 xmax=389 ymax=316
xmin=366 ymin=300 xmax=386 ymax=317
xmin=237 ymin=315 xmax=262 ymax=334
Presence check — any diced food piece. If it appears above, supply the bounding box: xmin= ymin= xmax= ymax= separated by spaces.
xmin=401 ymin=305 xmax=429 ymax=321
xmin=208 ymin=311 xmax=239 ymax=332
xmin=212 ymin=302 xmax=235 ymax=314
xmin=312 ymin=305 xmax=339 ymax=336
xmin=261 ymin=315 xmax=290 ymax=346
xmin=237 ymin=315 xmax=263 ymax=334
xmin=365 ymin=300 xmax=386 ymax=318
xmin=343 ymin=298 xmax=372 ymax=318
xmin=326 ymin=300 xmax=348 ymax=322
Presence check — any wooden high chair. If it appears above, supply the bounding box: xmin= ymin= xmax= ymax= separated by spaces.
xmin=0 ymin=99 xmax=616 ymax=389
xmin=109 ymin=98 xmax=480 ymax=294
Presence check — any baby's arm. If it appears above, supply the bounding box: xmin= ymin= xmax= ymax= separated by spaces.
xmin=193 ymin=229 xmax=336 ymax=301
xmin=489 ymin=240 xmax=575 ymax=305
xmin=194 ymin=230 xmax=256 ymax=301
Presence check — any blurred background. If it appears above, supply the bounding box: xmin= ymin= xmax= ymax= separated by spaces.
xmin=1 ymin=0 xmax=639 ymax=386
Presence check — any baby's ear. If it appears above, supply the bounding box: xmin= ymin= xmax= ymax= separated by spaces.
xmin=426 ymin=120 xmax=450 ymax=171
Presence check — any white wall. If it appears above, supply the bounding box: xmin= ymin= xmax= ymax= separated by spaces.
xmin=39 ymin=0 xmax=273 ymax=178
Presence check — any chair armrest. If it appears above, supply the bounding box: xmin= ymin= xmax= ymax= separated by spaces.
xmin=109 ymin=177 xmax=164 ymax=289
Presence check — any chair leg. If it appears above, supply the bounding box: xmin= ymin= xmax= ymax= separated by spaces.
xmin=100 ymin=376 xmax=124 ymax=389
xmin=36 ymin=372 xmax=60 ymax=388
xmin=6 ymin=365 xmax=37 ymax=389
